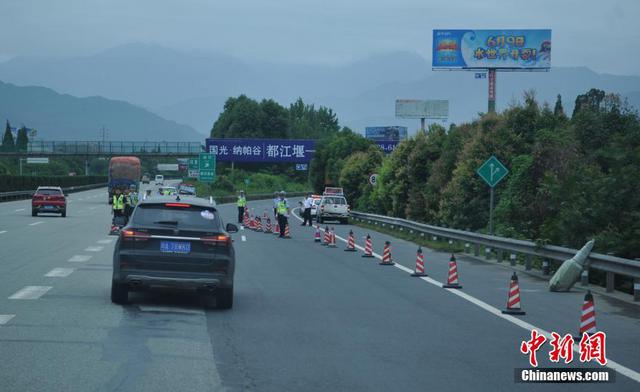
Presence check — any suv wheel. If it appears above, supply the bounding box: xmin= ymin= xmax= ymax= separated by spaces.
xmin=61 ymin=210 xmax=67 ymax=218
xmin=111 ymin=281 xmax=128 ymax=304
xmin=217 ymin=286 xmax=233 ymax=309
xmin=32 ymin=209 xmax=37 ymax=217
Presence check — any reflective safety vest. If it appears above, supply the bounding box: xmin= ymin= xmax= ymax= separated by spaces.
xmin=131 ymin=192 xmax=138 ymax=205
xmin=237 ymin=196 xmax=246 ymax=207
xmin=277 ymin=200 xmax=288 ymax=215
xmin=163 ymin=190 xmax=171 ymax=196
xmin=112 ymin=194 xmax=124 ymax=211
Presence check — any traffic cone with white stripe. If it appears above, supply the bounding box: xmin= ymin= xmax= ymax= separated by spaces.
xmin=328 ymin=228 xmax=337 ymax=248
xmin=265 ymin=218 xmax=272 ymax=234
xmin=362 ymin=234 xmax=374 ymax=258
xmin=243 ymin=211 xmax=249 ymax=227
xmin=344 ymin=230 xmax=356 ymax=252
xmin=576 ymin=291 xmax=597 ymax=339
xmin=284 ymin=224 xmax=291 ymax=238
xmin=442 ymin=254 xmax=462 ymax=289
xmin=274 ymin=221 xmax=280 ymax=236
xmin=314 ymin=225 xmax=321 ymax=242
xmin=502 ymin=272 xmax=525 ymax=315
xmin=379 ymin=241 xmax=395 ymax=265
xmin=322 ymin=225 xmax=331 ymax=246
xmin=255 ymin=217 xmax=262 ymax=232
xmin=410 ymin=247 xmax=427 ymax=277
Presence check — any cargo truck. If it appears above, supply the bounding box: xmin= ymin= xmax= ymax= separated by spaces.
xmin=108 ymin=156 xmax=141 ymax=204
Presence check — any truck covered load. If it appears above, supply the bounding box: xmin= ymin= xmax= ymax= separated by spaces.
xmin=108 ymin=156 xmax=141 ymax=203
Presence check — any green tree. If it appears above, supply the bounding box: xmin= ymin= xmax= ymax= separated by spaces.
xmin=339 ymin=145 xmax=384 ymax=206
xmin=16 ymin=127 xmax=29 ymax=152
xmin=1 ymin=120 xmax=15 ymax=152
xmin=553 ymin=94 xmax=565 ymax=117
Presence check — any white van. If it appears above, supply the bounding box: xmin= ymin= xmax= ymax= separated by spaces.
xmin=317 ymin=187 xmax=350 ymax=224
xmin=155 ymin=174 xmax=164 ymax=185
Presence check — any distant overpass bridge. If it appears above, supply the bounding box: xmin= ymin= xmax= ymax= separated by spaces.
xmin=0 ymin=141 xmax=204 ymax=157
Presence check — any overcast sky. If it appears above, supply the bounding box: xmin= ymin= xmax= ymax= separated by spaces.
xmin=1 ymin=0 xmax=638 ymax=75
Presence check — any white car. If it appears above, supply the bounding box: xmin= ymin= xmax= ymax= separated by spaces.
xmin=155 ymin=174 xmax=164 ymax=185
xmin=316 ymin=188 xmax=350 ymax=224
xmin=310 ymin=197 xmax=321 ymax=217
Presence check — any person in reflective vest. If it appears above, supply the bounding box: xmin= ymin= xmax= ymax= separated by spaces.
xmin=163 ymin=188 xmax=171 ymax=196
xmin=276 ymin=191 xmax=290 ymax=238
xmin=112 ymin=188 xmax=124 ymax=219
xmin=123 ymin=188 xmax=134 ymax=222
xmin=237 ymin=190 xmax=247 ymax=223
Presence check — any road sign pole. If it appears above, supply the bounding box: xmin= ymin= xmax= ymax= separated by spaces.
xmin=488 ymin=68 xmax=496 ymax=113
xmin=420 ymin=118 xmax=425 ymax=132
xmin=489 ymin=186 xmax=494 ymax=235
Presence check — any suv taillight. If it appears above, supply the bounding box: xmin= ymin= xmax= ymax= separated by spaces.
xmin=121 ymin=230 xmax=151 ymax=241
xmin=201 ymin=235 xmax=230 ymax=246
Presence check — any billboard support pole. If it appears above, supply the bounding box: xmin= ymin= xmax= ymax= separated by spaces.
xmin=420 ymin=118 xmax=425 ymax=132
xmin=489 ymin=186 xmax=495 ymax=235
xmin=488 ymin=68 xmax=496 ymax=113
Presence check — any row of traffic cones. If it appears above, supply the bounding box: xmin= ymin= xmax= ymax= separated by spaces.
xmin=312 ymin=224 xmax=599 ymax=337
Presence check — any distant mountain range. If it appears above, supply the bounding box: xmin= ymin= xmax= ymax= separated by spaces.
xmin=0 ymin=81 xmax=202 ymax=141
xmin=0 ymin=43 xmax=639 ymax=138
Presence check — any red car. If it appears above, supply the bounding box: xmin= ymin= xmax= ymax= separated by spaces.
xmin=32 ymin=186 xmax=67 ymax=217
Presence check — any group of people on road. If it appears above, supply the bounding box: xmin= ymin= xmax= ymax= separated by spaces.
xmin=237 ymin=191 xmax=316 ymax=238
xmin=112 ymin=186 xmax=138 ymax=225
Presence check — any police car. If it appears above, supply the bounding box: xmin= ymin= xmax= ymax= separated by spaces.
xmin=316 ymin=187 xmax=350 ymax=224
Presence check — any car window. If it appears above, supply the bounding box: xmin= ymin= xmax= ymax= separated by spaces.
xmin=37 ymin=188 xmax=62 ymax=195
xmin=323 ymin=197 xmax=345 ymax=205
xmin=132 ymin=204 xmax=221 ymax=230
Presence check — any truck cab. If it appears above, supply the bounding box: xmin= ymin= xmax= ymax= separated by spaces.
xmin=317 ymin=187 xmax=350 ymax=224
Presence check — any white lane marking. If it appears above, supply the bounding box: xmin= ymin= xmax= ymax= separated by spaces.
xmin=68 ymin=255 xmax=92 ymax=262
xmin=240 ymin=226 xmax=245 ymax=231
xmin=139 ymin=306 xmax=205 ymax=315
xmin=45 ymin=268 xmax=75 ymax=277
xmin=290 ymin=208 xmax=640 ymax=383
xmin=78 ymin=198 xmax=84 ymax=201
xmin=97 ymin=239 xmax=114 ymax=244
xmin=29 ymin=221 xmax=44 ymax=226
xmin=89 ymin=206 xmax=98 ymax=210
xmin=0 ymin=315 xmax=15 ymax=325
xmin=84 ymin=246 xmax=103 ymax=252
xmin=241 ymin=235 xmax=247 ymax=242
xmin=0 ymin=231 xmax=6 ymax=234
xmin=9 ymin=286 xmax=52 ymax=300
xmin=15 ymin=208 xmax=25 ymax=212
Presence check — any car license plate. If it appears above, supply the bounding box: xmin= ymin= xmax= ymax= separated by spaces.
xmin=160 ymin=241 xmax=191 ymax=254
xmin=44 ymin=205 xmax=54 ymax=209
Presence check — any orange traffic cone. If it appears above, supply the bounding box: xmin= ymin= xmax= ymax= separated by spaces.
xmin=362 ymin=235 xmax=374 ymax=258
xmin=442 ymin=254 xmax=462 ymax=289
xmin=255 ymin=217 xmax=262 ymax=232
xmin=502 ymin=272 xmax=525 ymax=315
xmin=274 ymin=221 xmax=280 ymax=236
xmin=314 ymin=225 xmax=321 ymax=242
xmin=284 ymin=224 xmax=291 ymax=238
xmin=322 ymin=225 xmax=331 ymax=246
xmin=410 ymin=247 xmax=427 ymax=277
xmin=265 ymin=218 xmax=272 ymax=234
xmin=576 ymin=290 xmax=597 ymax=339
xmin=344 ymin=230 xmax=356 ymax=252
xmin=379 ymin=241 xmax=395 ymax=265
xmin=328 ymin=228 xmax=337 ymax=248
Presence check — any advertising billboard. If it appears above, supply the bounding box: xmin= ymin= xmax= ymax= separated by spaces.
xmin=376 ymin=141 xmax=399 ymax=154
xmin=432 ymin=29 xmax=551 ymax=70
xmin=395 ymin=99 xmax=449 ymax=119
xmin=365 ymin=126 xmax=408 ymax=141
xmin=205 ymin=138 xmax=315 ymax=163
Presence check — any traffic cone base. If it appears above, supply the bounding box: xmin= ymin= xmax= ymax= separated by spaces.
xmin=344 ymin=248 xmax=357 ymax=252
xmin=443 ymin=283 xmax=463 ymax=289
xmin=502 ymin=309 xmax=525 ymax=315
xmin=362 ymin=254 xmax=375 ymax=258
xmin=411 ymin=272 xmax=428 ymax=277
xmin=379 ymin=261 xmax=395 ymax=266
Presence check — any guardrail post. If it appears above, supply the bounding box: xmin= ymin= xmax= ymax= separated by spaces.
xmin=497 ymin=249 xmax=503 ymax=263
xmin=485 ymin=247 xmax=491 ymax=260
xmin=510 ymin=252 xmax=517 ymax=266
xmin=542 ymin=260 xmax=550 ymax=275
xmin=525 ymin=254 xmax=532 ymax=270
xmin=465 ymin=242 xmax=470 ymax=253
xmin=474 ymin=243 xmax=480 ymax=257
xmin=605 ymin=271 xmax=615 ymax=293
xmin=634 ymin=279 xmax=640 ymax=302
xmin=581 ymin=270 xmax=589 ymax=286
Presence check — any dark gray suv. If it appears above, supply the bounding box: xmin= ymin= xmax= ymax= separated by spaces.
xmin=111 ymin=196 xmax=238 ymax=309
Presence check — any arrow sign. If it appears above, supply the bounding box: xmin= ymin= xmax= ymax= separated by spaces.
xmin=477 ymin=156 xmax=508 ymax=188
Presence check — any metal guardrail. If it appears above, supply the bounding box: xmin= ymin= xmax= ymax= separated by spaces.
xmin=0 ymin=141 xmax=204 ymax=156
xmin=0 ymin=183 xmax=107 ymax=202
xmin=215 ymin=192 xmax=309 ymax=205
xmin=350 ymin=211 xmax=640 ymax=299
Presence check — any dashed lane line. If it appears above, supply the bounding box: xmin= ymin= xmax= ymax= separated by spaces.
xmin=290 ymin=208 xmax=640 ymax=383
xmin=97 ymin=238 xmax=114 ymax=244
xmin=9 ymin=286 xmax=52 ymax=300
xmin=241 ymin=235 xmax=247 ymax=242
xmin=29 ymin=221 xmax=44 ymax=226
xmin=44 ymin=268 xmax=75 ymax=278
xmin=0 ymin=231 xmax=6 ymax=234
xmin=68 ymin=255 xmax=92 ymax=263
xmin=15 ymin=208 xmax=25 ymax=212
xmin=0 ymin=315 xmax=15 ymax=325
xmin=84 ymin=246 xmax=103 ymax=252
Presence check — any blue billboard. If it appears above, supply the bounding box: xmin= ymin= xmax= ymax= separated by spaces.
xmin=432 ymin=29 xmax=551 ymax=70
xmin=365 ymin=126 xmax=408 ymax=141
xmin=205 ymin=138 xmax=315 ymax=163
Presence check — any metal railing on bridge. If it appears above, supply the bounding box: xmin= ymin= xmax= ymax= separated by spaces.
xmin=22 ymin=141 xmax=203 ymax=156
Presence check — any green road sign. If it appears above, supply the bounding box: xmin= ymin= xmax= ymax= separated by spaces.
xmin=477 ymin=156 xmax=508 ymax=188
xmin=198 ymin=153 xmax=216 ymax=183
xmin=188 ymin=158 xmax=198 ymax=170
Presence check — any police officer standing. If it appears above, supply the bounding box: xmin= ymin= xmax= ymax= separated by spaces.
xmin=301 ymin=193 xmax=313 ymax=226
xmin=112 ymin=188 xmax=125 ymax=221
xmin=123 ymin=188 xmax=134 ymax=223
xmin=276 ymin=191 xmax=290 ymax=238
xmin=237 ymin=190 xmax=247 ymax=223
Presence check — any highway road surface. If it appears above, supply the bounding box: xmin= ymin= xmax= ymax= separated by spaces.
xmin=0 ymin=188 xmax=638 ymax=391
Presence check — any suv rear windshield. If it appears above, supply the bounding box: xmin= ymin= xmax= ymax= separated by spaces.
xmin=322 ymin=197 xmax=346 ymax=205
xmin=132 ymin=204 xmax=221 ymax=231
xmin=37 ymin=188 xmax=62 ymax=195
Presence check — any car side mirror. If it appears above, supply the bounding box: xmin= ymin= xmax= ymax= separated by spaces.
xmin=226 ymin=223 xmax=239 ymax=233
